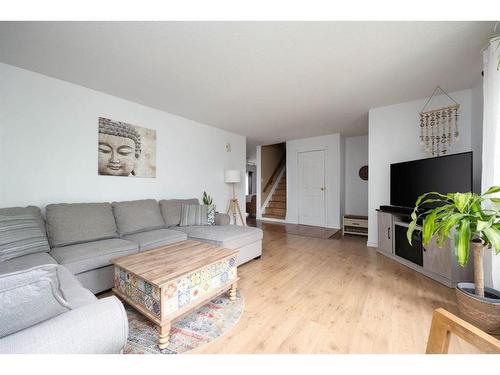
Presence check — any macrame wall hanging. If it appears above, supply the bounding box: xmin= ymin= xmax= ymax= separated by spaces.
xmin=419 ymin=86 xmax=460 ymax=157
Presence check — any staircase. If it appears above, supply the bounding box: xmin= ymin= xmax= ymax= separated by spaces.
xmin=262 ymin=172 xmax=286 ymax=220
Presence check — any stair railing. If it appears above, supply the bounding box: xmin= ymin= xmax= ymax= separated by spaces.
xmin=261 ymin=162 xmax=287 ymax=213
xmin=263 ymin=155 xmax=286 ymax=193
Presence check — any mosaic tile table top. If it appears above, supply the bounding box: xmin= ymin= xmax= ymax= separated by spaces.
xmin=124 ymin=289 xmax=244 ymax=354
xmin=112 ymin=240 xmax=238 ymax=350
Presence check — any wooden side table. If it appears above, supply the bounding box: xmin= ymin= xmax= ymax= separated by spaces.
xmin=343 ymin=214 xmax=368 ymax=236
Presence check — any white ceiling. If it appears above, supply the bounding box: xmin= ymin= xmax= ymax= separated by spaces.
xmin=0 ymin=21 xmax=493 ymax=157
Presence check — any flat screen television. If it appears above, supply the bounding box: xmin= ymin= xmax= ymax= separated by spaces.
xmin=390 ymin=151 xmax=473 ymax=209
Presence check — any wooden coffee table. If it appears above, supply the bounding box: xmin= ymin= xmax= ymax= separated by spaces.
xmin=112 ymin=240 xmax=238 ymax=349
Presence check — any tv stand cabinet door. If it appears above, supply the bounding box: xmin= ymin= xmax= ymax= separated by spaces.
xmin=423 ymin=238 xmax=452 ymax=280
xmin=377 ymin=211 xmax=393 ymax=255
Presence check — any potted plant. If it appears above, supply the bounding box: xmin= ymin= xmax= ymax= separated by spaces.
xmin=202 ymin=191 xmax=213 ymax=206
xmin=407 ymin=186 xmax=500 ymax=334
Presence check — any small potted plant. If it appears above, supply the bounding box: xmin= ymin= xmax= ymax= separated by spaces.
xmin=202 ymin=191 xmax=213 ymax=206
xmin=407 ymin=186 xmax=500 ymax=334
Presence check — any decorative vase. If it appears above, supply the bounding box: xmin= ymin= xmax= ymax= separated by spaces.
xmin=206 ymin=204 xmax=216 ymax=225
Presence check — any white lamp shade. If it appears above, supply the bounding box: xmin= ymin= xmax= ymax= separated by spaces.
xmin=224 ymin=169 xmax=240 ymax=183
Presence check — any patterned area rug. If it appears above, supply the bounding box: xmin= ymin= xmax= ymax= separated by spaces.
xmin=123 ymin=290 xmax=244 ymax=354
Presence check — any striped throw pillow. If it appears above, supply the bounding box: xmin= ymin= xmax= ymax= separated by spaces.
xmin=179 ymin=204 xmax=209 ymax=226
xmin=0 ymin=215 xmax=51 ymax=262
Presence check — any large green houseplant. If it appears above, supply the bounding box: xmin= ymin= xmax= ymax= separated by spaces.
xmin=407 ymin=186 xmax=500 ymax=333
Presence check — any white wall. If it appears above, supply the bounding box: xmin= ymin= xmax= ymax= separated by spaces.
xmin=340 ymin=136 xmax=346 ymax=221
xmin=471 ymin=82 xmax=483 ymax=194
xmin=344 ymin=135 xmax=368 ymax=216
xmin=286 ymin=133 xmax=343 ymax=229
xmin=481 ymin=45 xmax=500 ymax=289
xmin=367 ymin=89 xmax=482 ymax=247
xmin=0 ymin=63 xmax=246 ymax=214
xmin=255 ymin=146 xmax=262 ymax=219
xmin=246 ymin=163 xmax=257 ymax=197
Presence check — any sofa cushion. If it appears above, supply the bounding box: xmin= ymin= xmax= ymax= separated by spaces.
xmin=45 ymin=203 xmax=118 ymax=247
xmin=0 ymin=214 xmax=51 ymax=262
xmin=0 ymin=206 xmax=46 ymax=236
xmin=0 ymin=252 xmax=57 ymax=275
xmin=0 ymin=264 xmax=70 ymax=338
xmin=50 ymin=239 xmax=138 ymax=275
xmin=159 ymin=198 xmax=199 ymax=227
xmin=112 ymin=199 xmax=165 ymax=235
xmin=173 ymin=225 xmax=263 ymax=249
xmin=123 ymin=228 xmax=187 ymax=252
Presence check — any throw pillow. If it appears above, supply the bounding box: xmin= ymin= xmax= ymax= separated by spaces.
xmin=179 ymin=204 xmax=209 ymax=226
xmin=0 ymin=214 xmax=51 ymax=262
xmin=0 ymin=264 xmax=70 ymax=338
xmin=207 ymin=205 xmax=216 ymax=226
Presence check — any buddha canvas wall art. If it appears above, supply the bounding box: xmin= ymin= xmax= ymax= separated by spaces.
xmin=98 ymin=117 xmax=156 ymax=178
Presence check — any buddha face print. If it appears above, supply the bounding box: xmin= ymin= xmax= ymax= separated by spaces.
xmin=98 ymin=117 xmax=156 ymax=178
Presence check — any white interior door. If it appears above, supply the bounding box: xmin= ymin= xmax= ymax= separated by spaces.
xmin=298 ymin=150 xmax=326 ymax=227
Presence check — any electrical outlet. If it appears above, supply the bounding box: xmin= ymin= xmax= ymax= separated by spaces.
xmin=225 ymin=143 xmax=231 ymax=152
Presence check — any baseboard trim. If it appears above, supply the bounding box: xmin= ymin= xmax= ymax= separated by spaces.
xmin=260 ymin=217 xmax=286 ymax=224
xmin=366 ymin=241 xmax=378 ymax=248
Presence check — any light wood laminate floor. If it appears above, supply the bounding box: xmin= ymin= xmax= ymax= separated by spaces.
xmin=194 ymin=226 xmax=479 ymax=353
xmin=247 ymin=218 xmax=339 ymax=239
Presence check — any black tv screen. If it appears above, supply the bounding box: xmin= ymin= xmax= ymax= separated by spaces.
xmin=390 ymin=152 xmax=473 ymax=208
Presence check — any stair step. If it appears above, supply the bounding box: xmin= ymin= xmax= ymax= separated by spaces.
xmin=265 ymin=207 xmax=286 ymax=216
xmin=268 ymin=201 xmax=286 ymax=208
xmin=262 ymin=213 xmax=286 ymax=220
xmin=272 ymin=195 xmax=286 ymax=202
xmin=274 ymin=188 xmax=286 ymax=194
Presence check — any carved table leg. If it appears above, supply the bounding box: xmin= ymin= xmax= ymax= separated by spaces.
xmin=158 ymin=322 xmax=171 ymax=350
xmin=229 ymin=282 xmax=237 ymax=301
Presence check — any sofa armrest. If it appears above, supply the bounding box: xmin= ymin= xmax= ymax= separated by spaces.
xmin=215 ymin=212 xmax=230 ymax=226
xmin=0 ymin=296 xmax=128 ymax=354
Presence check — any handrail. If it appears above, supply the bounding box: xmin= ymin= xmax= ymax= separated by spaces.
xmin=263 ymin=155 xmax=286 ymax=193
xmin=425 ymin=308 xmax=500 ymax=354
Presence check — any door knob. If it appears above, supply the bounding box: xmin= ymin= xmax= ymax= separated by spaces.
xmin=320 ymin=187 xmax=325 ymax=191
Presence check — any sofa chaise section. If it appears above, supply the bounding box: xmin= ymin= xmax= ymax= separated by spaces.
xmin=0 ymin=265 xmax=128 ymax=354
xmin=0 ymin=295 xmax=128 ymax=354
xmin=173 ymin=225 xmax=263 ymax=265
xmin=0 ymin=247 xmax=127 ymax=353
xmin=113 ymin=199 xmax=188 ymax=251
xmin=159 ymin=198 xmax=263 ymax=266
xmin=45 ymin=202 xmax=139 ymax=293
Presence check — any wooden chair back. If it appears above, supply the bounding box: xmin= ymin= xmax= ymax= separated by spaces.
xmin=426 ymin=308 xmax=500 ymax=354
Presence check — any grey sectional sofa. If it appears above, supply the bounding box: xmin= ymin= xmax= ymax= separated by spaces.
xmin=0 ymin=198 xmax=262 ymax=353
xmin=44 ymin=198 xmax=262 ymax=294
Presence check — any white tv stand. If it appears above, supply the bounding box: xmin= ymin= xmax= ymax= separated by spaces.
xmin=376 ymin=209 xmax=473 ymax=288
